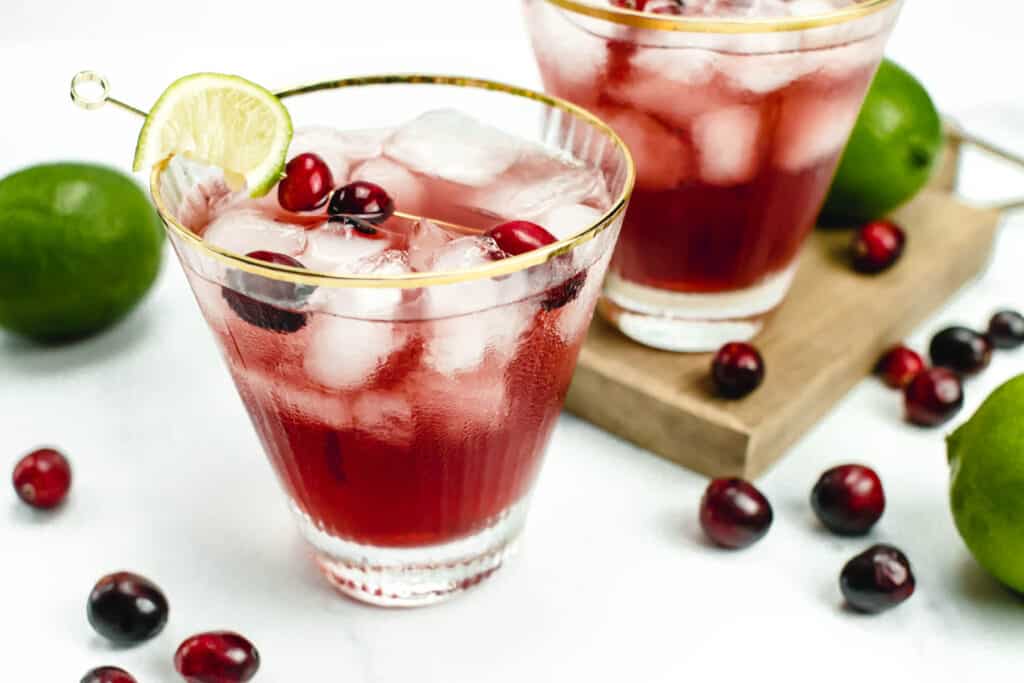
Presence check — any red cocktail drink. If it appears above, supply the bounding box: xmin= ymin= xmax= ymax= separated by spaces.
xmin=153 ymin=76 xmax=634 ymax=606
xmin=525 ymin=0 xmax=904 ymax=350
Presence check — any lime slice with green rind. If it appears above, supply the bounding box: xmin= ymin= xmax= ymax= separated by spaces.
xmin=132 ymin=73 xmax=292 ymax=197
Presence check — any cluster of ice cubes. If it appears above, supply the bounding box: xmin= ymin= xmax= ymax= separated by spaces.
xmin=203 ymin=109 xmax=608 ymax=280
xmin=196 ymin=108 xmax=609 ymax=397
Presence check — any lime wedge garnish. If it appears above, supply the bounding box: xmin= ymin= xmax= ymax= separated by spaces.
xmin=132 ymin=73 xmax=293 ymax=197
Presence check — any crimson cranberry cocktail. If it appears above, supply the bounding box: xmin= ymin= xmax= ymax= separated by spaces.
xmin=524 ymin=0 xmax=904 ymax=350
xmin=154 ymin=76 xmax=634 ymax=606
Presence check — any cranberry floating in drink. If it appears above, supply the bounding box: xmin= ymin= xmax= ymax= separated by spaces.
xmin=524 ymin=0 xmax=905 ymax=350
xmin=278 ymin=153 xmax=333 ymax=212
xmin=151 ymin=77 xmax=634 ymax=605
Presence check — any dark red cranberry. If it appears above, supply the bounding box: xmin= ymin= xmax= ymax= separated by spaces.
xmin=811 ymin=465 xmax=885 ymax=536
xmin=987 ymin=310 xmax=1024 ymax=350
xmin=904 ymin=367 xmax=963 ymax=427
xmin=874 ymin=345 xmax=925 ymax=389
xmin=81 ymin=666 xmax=137 ymax=683
xmin=327 ymin=214 xmax=384 ymax=238
xmin=611 ymin=0 xmax=682 ymax=11
xmin=929 ymin=326 xmax=992 ymax=376
xmin=486 ymin=221 xmax=557 ymax=255
xmin=851 ymin=219 xmax=905 ymax=273
xmin=840 ymin=544 xmax=915 ymax=613
xmin=222 ymin=251 xmax=309 ymax=334
xmin=175 ymin=631 xmax=260 ymax=683
xmin=87 ymin=572 xmax=169 ymax=645
xmin=699 ymin=478 xmax=773 ymax=549
xmin=278 ymin=153 xmax=333 ymax=212
xmin=12 ymin=447 xmax=71 ymax=509
xmin=711 ymin=342 xmax=765 ymax=399
xmin=328 ymin=181 xmax=395 ymax=224
xmin=542 ymin=271 xmax=587 ymax=311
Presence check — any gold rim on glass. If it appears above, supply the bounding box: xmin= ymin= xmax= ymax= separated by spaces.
xmin=542 ymin=0 xmax=898 ymax=33
xmin=151 ymin=74 xmax=636 ymax=289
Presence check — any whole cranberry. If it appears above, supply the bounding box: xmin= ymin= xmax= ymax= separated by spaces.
xmin=222 ymin=251 xmax=309 ymax=334
xmin=987 ymin=310 xmax=1024 ymax=350
xmin=81 ymin=667 xmax=137 ymax=683
xmin=874 ymin=345 xmax=925 ymax=389
xmin=929 ymin=326 xmax=992 ymax=376
xmin=699 ymin=478 xmax=773 ymax=549
xmin=486 ymin=221 xmax=557 ymax=255
xmin=327 ymin=180 xmax=395 ymax=224
xmin=851 ymin=219 xmax=905 ymax=274
xmin=647 ymin=0 xmax=685 ymax=12
xmin=278 ymin=153 xmax=333 ymax=212
xmin=542 ymin=271 xmax=587 ymax=311
xmin=711 ymin=342 xmax=765 ymax=399
xmin=840 ymin=544 xmax=915 ymax=613
xmin=904 ymin=367 xmax=963 ymax=427
xmin=811 ymin=465 xmax=885 ymax=536
xmin=87 ymin=572 xmax=169 ymax=645
xmin=611 ymin=0 xmax=683 ymax=11
xmin=175 ymin=631 xmax=260 ymax=683
xmin=12 ymin=447 xmax=71 ymax=509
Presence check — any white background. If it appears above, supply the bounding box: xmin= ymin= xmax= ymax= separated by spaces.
xmin=3 ymin=1 xmax=1024 ymax=681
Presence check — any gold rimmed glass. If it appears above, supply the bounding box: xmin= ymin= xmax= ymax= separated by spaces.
xmin=540 ymin=0 xmax=898 ymax=32
xmin=524 ymin=0 xmax=905 ymax=351
xmin=153 ymin=75 xmax=635 ymax=607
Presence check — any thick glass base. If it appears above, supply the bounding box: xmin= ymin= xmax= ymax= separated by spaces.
xmin=293 ymin=499 xmax=529 ymax=607
xmin=599 ymin=264 xmax=798 ymax=352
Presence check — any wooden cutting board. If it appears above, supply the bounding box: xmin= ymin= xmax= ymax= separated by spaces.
xmin=565 ymin=141 xmax=1003 ymax=478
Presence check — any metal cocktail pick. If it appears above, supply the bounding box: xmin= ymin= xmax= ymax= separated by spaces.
xmin=70 ymin=71 xmax=148 ymax=118
xmin=68 ymin=70 xmax=486 ymax=235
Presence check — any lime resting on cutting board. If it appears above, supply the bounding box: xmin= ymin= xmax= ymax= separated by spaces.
xmin=820 ymin=59 xmax=944 ymax=226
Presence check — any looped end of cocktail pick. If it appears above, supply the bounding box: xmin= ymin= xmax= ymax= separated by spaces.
xmin=70 ymin=71 xmax=148 ymax=118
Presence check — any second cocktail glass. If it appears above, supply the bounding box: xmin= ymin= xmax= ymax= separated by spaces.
xmin=524 ymin=0 xmax=904 ymax=350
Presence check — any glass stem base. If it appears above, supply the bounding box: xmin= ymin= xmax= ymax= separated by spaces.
xmin=599 ymin=264 xmax=798 ymax=352
xmin=293 ymin=499 xmax=529 ymax=607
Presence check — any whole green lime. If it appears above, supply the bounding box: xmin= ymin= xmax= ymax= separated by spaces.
xmin=820 ymin=59 xmax=944 ymax=226
xmin=949 ymin=374 xmax=1024 ymax=592
xmin=0 ymin=163 xmax=164 ymax=342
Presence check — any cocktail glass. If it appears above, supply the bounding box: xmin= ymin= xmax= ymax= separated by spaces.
xmin=524 ymin=0 xmax=904 ymax=350
xmin=151 ymin=75 xmax=634 ymax=606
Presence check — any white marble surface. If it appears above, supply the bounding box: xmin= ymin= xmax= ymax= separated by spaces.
xmin=4 ymin=2 xmax=1024 ymax=680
